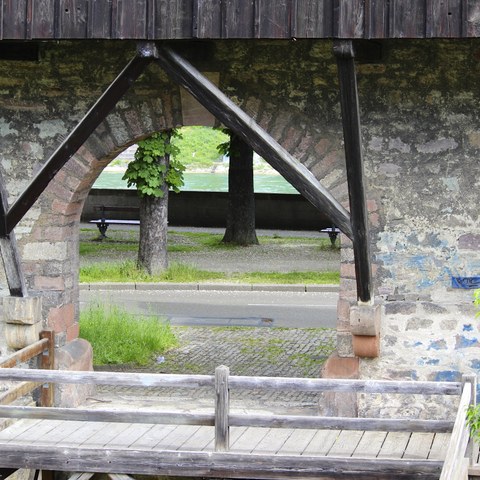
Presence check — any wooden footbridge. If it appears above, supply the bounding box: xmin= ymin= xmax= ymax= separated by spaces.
xmin=0 ymin=334 xmax=478 ymax=480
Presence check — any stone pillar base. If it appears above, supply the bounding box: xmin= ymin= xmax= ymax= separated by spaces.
xmin=319 ymin=354 xmax=359 ymax=417
xmin=55 ymin=338 xmax=94 ymax=407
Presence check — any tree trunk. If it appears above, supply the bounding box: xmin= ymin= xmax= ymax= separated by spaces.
xmin=138 ymin=155 xmax=169 ymax=275
xmin=222 ymin=134 xmax=259 ymax=245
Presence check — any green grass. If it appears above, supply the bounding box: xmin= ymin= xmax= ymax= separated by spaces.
xmin=79 ymin=303 xmax=177 ymax=366
xmin=80 ymin=260 xmax=338 ymax=285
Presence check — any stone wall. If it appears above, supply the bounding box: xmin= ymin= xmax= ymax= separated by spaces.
xmin=0 ymin=38 xmax=478 ymax=410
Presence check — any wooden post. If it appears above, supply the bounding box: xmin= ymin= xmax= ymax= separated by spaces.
xmin=463 ymin=373 xmax=477 ymax=465
xmin=39 ymin=330 xmax=55 ymax=408
xmin=215 ymin=365 xmax=230 ymax=452
xmin=333 ymin=40 xmax=373 ymax=304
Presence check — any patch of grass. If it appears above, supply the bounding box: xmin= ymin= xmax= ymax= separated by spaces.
xmin=80 ymin=260 xmax=224 ymax=283
xmin=79 ymin=242 xmax=137 ymax=255
xmin=234 ymin=271 xmax=339 ymax=284
xmin=80 ymin=303 xmax=177 ymax=366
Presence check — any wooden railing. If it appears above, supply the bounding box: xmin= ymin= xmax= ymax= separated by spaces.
xmin=0 ymin=364 xmax=475 ymax=478
xmin=0 ymin=330 xmax=55 ymax=407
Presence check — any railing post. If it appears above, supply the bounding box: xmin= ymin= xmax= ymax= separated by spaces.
xmin=39 ymin=330 xmax=55 ymax=407
xmin=215 ymin=365 xmax=230 ymax=452
xmin=463 ymin=373 xmax=477 ymax=465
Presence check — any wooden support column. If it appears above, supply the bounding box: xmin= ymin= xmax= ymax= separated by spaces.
xmin=6 ymin=43 xmax=156 ymax=234
xmin=334 ymin=41 xmax=373 ymax=304
xmin=0 ymin=172 xmax=27 ymax=297
xmin=154 ymin=45 xmax=352 ymax=238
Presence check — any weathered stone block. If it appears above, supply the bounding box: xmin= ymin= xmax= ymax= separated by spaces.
xmin=350 ymin=303 xmax=381 ymax=336
xmin=3 ymin=296 xmax=42 ymax=325
xmin=337 ymin=331 xmax=354 ymax=357
xmin=5 ymin=321 xmax=42 ymax=349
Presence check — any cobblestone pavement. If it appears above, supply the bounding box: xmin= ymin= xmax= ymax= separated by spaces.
xmin=93 ymin=326 xmax=336 ymax=414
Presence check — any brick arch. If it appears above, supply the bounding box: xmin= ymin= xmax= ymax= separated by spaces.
xmin=21 ymin=76 xmax=349 ymax=359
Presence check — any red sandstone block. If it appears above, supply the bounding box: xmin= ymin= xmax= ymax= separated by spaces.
xmin=340 ymin=262 xmax=356 ymax=279
xmin=34 ymin=276 xmax=65 ymax=291
xmin=322 ymin=353 xmax=359 ymax=379
xmin=352 ymin=334 xmax=380 ymax=358
xmin=337 ymin=297 xmax=351 ymax=330
xmin=66 ymin=322 xmax=80 ymax=342
xmin=314 ymin=138 xmax=332 ymax=157
xmin=48 ymin=303 xmax=75 ymax=333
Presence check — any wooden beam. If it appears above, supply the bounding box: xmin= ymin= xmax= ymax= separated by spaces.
xmin=6 ymin=43 xmax=156 ymax=234
xmin=0 ymin=170 xmax=27 ymax=296
xmin=0 ymin=469 xmax=17 ymax=480
xmin=334 ymin=40 xmax=373 ymax=303
xmin=0 ymin=444 xmax=444 ymax=478
xmin=154 ymin=45 xmax=353 ymax=239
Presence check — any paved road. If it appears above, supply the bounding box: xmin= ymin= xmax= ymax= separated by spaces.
xmin=80 ymin=289 xmax=338 ymax=328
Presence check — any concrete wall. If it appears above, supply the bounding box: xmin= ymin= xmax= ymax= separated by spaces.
xmin=82 ymin=189 xmax=330 ymax=231
xmin=0 ymin=38 xmax=479 ymax=411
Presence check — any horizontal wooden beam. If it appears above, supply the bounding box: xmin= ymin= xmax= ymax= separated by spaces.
xmin=154 ymin=45 xmax=353 ymax=238
xmin=0 ymin=338 xmax=49 ymax=368
xmin=0 ymin=444 xmax=444 ymax=478
xmin=0 ymin=368 xmax=462 ymax=395
xmin=6 ymin=43 xmax=156 ymax=234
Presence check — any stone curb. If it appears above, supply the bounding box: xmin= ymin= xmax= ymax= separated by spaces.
xmin=80 ymin=282 xmax=339 ymax=293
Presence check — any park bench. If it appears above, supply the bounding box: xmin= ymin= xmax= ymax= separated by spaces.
xmin=321 ymin=226 xmax=341 ymax=246
xmin=0 ymin=335 xmax=477 ymax=479
xmin=89 ymin=205 xmax=139 ymax=238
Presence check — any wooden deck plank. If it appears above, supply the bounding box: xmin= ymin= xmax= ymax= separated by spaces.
xmin=302 ymin=429 xmax=340 ymax=456
xmin=277 ymin=428 xmax=317 ymax=455
xmin=133 ymin=424 xmax=178 ymax=450
xmin=351 ymin=431 xmax=388 ymax=458
xmin=10 ymin=419 xmax=62 ymax=443
xmin=156 ymin=425 xmax=202 ymax=450
xmin=403 ymin=432 xmax=435 ymax=459
xmin=106 ymin=423 xmax=155 ymax=448
xmin=377 ymin=431 xmax=411 ymax=459
xmin=179 ymin=426 xmax=214 ymax=451
xmin=79 ymin=422 xmax=132 ymax=448
xmin=62 ymin=422 xmax=108 ymax=447
xmin=37 ymin=420 xmax=86 ymax=445
xmin=254 ymin=428 xmax=295 ymax=454
xmin=428 ymin=432 xmax=450 ymax=460
xmin=0 ymin=419 xmax=41 ymax=441
xmin=230 ymin=427 xmax=270 ymax=453
xmin=204 ymin=426 xmax=247 ymax=451
xmin=327 ymin=430 xmax=364 ymax=457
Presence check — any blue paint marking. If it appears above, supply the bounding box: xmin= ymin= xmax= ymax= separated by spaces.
xmin=428 ymin=340 xmax=447 ymax=350
xmin=463 ymin=324 xmax=474 ymax=332
xmin=452 ymin=276 xmax=480 ymax=289
xmin=471 ymin=359 xmax=480 ymax=370
xmin=435 ymin=371 xmax=461 ymax=382
xmin=456 ymin=336 xmax=478 ymax=349
xmin=426 ymin=359 xmax=440 ymax=365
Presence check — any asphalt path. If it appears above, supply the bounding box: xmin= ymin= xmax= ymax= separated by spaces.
xmin=80 ymin=289 xmax=338 ymax=328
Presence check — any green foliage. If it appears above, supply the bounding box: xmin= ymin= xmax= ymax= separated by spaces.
xmin=79 ymin=303 xmax=177 ymax=366
xmin=475 ymin=289 xmax=480 ymax=317
xmin=238 ymin=271 xmax=340 ymax=285
xmin=172 ymin=126 xmax=229 ymax=167
xmin=122 ymin=130 xmax=185 ymax=198
xmin=466 ymin=289 xmax=480 ymax=439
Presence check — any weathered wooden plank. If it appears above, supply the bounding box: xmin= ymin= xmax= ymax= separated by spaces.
xmin=0 ymin=444 xmax=445 ymax=478
xmin=465 ymin=0 xmax=480 ymax=37
xmin=403 ymin=432 xmax=435 ymax=460
xmin=298 ymin=429 xmax=339 ymax=455
xmin=428 ymin=432 xmax=451 ymax=460
xmin=11 ymin=419 xmax=63 ymax=443
xmin=327 ymin=429 xmax=363 ymax=457
xmin=58 ymin=0 xmax=88 ymax=38
xmin=365 ymin=0 xmax=389 ymax=39
xmin=60 ymin=421 xmax=106 ymax=447
xmin=39 ymin=329 xmax=55 ymax=408
xmin=254 ymin=428 xmax=295 ymax=454
xmin=277 ymin=428 xmax=317 ymax=455
xmin=426 ymin=0 xmax=463 ymax=37
xmin=204 ymin=426 xmax=247 ymax=451
xmin=0 ymin=419 xmax=41 ymax=440
xmin=352 ymin=431 xmax=388 ymax=458
xmin=2 ymin=0 xmax=28 ymax=39
xmin=157 ymin=425 xmax=202 ymax=450
xmin=229 ymin=413 xmax=453 ymax=433
xmin=294 ymin=0 xmax=333 ymax=38
xmin=0 ymin=368 xmax=462 ymax=395
xmin=155 ymin=46 xmax=353 ymax=236
xmin=30 ymin=0 xmax=55 ymax=38
xmin=154 ymin=0 xmax=194 ymax=39
xmin=107 ymin=423 xmax=154 ymax=448
xmin=229 ymin=426 xmax=269 ymax=453
xmin=334 ymin=0 xmax=364 ymax=38
xmin=215 ymin=365 xmax=229 ymax=451
xmin=390 ymin=0 xmax=426 ymax=38
xmin=87 ymin=0 xmax=112 ymax=38
xmin=67 ymin=473 xmax=94 ymax=480
xmin=377 ymin=431 xmax=411 ymax=459
xmin=78 ymin=422 xmax=132 ymax=448
xmin=0 ymin=405 xmax=215 ymax=426
xmin=0 ymin=338 xmax=49 ymax=368
xmin=38 ymin=420 xmax=86 ymax=445
xmin=112 ymin=0 xmax=147 ymax=39
xmin=179 ymin=425 xmax=215 ymax=451
xmin=194 ymin=0 xmax=222 ymax=38
xmin=255 ymin=0 xmax=292 ymax=38
xmin=0 ymin=382 xmax=40 ymax=406
xmin=222 ymin=0 xmax=255 ymax=38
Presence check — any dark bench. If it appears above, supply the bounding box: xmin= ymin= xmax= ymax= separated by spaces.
xmin=89 ymin=206 xmax=139 ymax=238
xmin=320 ymin=226 xmax=341 ymax=246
